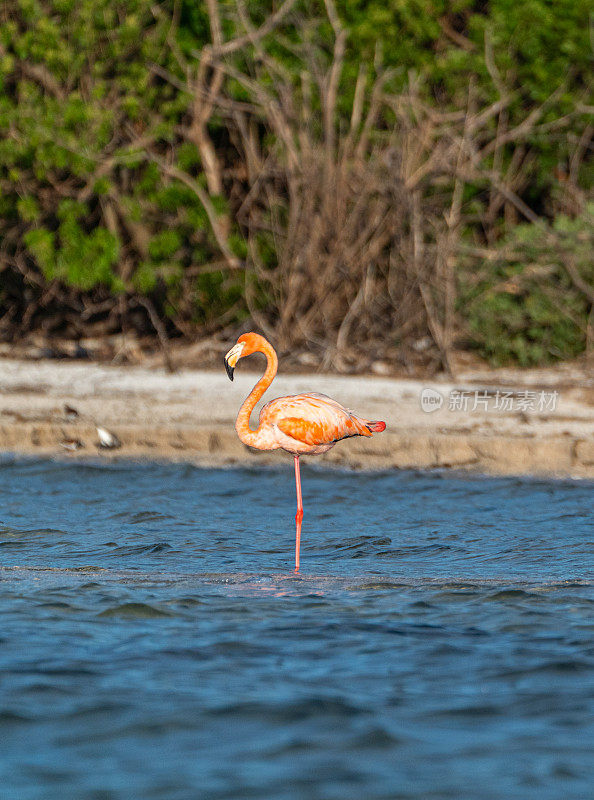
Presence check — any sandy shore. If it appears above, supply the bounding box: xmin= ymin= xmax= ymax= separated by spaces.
xmin=0 ymin=357 xmax=593 ymax=478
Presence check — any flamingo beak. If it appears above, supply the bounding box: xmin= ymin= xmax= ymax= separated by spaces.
xmin=224 ymin=358 xmax=234 ymax=381
xmin=223 ymin=342 xmax=245 ymax=381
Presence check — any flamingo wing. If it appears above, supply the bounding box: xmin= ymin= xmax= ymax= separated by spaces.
xmin=261 ymin=392 xmax=373 ymax=446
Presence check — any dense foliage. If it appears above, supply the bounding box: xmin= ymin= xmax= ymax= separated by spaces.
xmin=0 ymin=0 xmax=591 ymax=368
xmin=461 ymin=204 xmax=594 ymax=365
xmin=339 ymin=0 xmax=592 ymax=202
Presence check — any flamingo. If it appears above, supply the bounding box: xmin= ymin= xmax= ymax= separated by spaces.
xmin=223 ymin=332 xmax=386 ymax=571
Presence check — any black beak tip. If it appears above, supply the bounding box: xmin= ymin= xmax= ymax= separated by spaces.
xmin=224 ymin=358 xmax=234 ymax=381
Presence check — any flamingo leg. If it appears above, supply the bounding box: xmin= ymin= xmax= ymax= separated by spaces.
xmin=294 ymin=455 xmax=303 ymax=572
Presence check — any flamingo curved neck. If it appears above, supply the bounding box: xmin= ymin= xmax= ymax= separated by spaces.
xmin=235 ymin=341 xmax=278 ymax=448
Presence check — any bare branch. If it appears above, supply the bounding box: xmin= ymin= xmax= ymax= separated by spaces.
xmin=209 ymin=0 xmax=299 ymax=58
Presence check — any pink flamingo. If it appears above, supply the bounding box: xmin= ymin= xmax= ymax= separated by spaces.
xmin=224 ymin=333 xmax=386 ymax=571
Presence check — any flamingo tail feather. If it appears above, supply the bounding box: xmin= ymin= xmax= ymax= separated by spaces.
xmin=366 ymin=420 xmax=386 ymax=433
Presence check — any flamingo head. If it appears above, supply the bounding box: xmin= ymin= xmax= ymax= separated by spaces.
xmin=223 ymin=332 xmax=267 ymax=381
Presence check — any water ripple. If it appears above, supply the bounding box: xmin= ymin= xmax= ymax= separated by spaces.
xmin=0 ymin=461 xmax=592 ymax=800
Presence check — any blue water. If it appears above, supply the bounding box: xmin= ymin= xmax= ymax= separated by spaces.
xmin=0 ymin=458 xmax=593 ymax=799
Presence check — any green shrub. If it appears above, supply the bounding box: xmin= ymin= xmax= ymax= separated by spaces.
xmin=1 ymin=0 xmax=246 ymax=330
xmin=461 ymin=204 xmax=593 ymax=365
xmin=0 ymin=0 xmax=591 ymax=365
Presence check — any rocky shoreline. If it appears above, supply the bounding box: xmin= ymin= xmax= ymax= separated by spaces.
xmin=0 ymin=358 xmax=592 ymax=478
